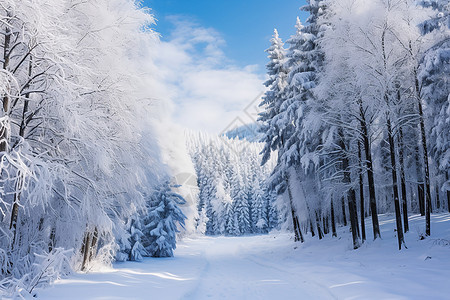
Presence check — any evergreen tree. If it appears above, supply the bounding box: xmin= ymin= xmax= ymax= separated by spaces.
xmin=259 ymin=29 xmax=288 ymax=166
xmin=186 ymin=132 xmax=278 ymax=236
xmin=418 ymin=0 xmax=450 ymax=210
xmin=142 ymin=181 xmax=187 ymax=258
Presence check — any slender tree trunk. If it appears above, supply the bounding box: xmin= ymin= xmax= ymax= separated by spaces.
xmin=359 ymin=101 xmax=380 ymax=239
xmin=49 ymin=227 xmax=56 ymax=252
xmin=286 ymin=175 xmax=304 ymax=242
xmin=447 ymin=172 xmax=450 ymax=213
xmin=339 ymin=129 xmax=359 ymax=249
xmin=358 ymin=141 xmax=366 ymax=242
xmin=38 ymin=217 xmax=44 ymax=231
xmin=398 ymin=126 xmax=409 ymax=233
xmin=415 ymin=146 xmax=425 ymax=215
xmin=414 ymin=74 xmax=432 ymax=236
xmin=316 ymin=212 xmax=324 ymax=240
xmin=348 ymin=189 xmax=359 ymax=249
xmin=310 ymin=219 xmax=315 ymax=237
xmin=9 ymin=174 xmax=23 ymax=249
xmin=386 ymin=115 xmax=405 ymax=250
xmin=294 ymin=216 xmax=302 ymax=241
xmin=81 ymin=231 xmax=91 ymax=271
xmin=1 ymin=18 xmax=11 ymax=152
xmin=435 ymin=185 xmax=440 ymax=211
xmin=331 ymin=197 xmax=337 ymax=237
xmin=323 ymin=215 xmax=329 ymax=235
xmin=418 ymin=183 xmax=425 ymax=215
xmin=89 ymin=227 xmax=99 ymax=261
xmin=341 ymin=196 xmax=347 ymax=226
xmin=9 ymin=56 xmax=33 ymax=249
xmin=18 ymin=56 xmax=32 ymax=138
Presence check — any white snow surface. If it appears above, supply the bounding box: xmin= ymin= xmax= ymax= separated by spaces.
xmin=36 ymin=214 xmax=450 ymax=300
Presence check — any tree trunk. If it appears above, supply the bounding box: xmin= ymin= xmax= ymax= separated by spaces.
xmin=386 ymin=115 xmax=405 ymax=250
xmin=323 ymin=215 xmax=329 ymax=235
xmin=358 ymin=141 xmax=366 ymax=242
xmin=414 ymin=74 xmax=432 ymax=236
xmin=9 ymin=174 xmax=24 ymax=249
xmin=310 ymin=219 xmax=315 ymax=237
xmin=89 ymin=227 xmax=99 ymax=261
xmin=339 ymin=129 xmax=359 ymax=249
xmin=0 ymin=13 xmax=11 ymax=152
xmin=447 ymin=172 xmax=450 ymax=213
xmin=398 ymin=126 xmax=409 ymax=233
xmin=286 ymin=175 xmax=304 ymax=242
xmin=359 ymin=101 xmax=380 ymax=239
xmin=49 ymin=227 xmax=56 ymax=252
xmin=315 ymin=212 xmax=324 ymax=240
xmin=81 ymin=231 xmax=91 ymax=271
xmin=414 ymin=146 xmax=425 ymax=215
xmin=435 ymin=185 xmax=440 ymax=211
xmin=331 ymin=198 xmax=337 ymax=237
xmin=418 ymin=183 xmax=425 ymax=216
xmin=8 ymin=56 xmax=33 ymax=250
xmin=293 ymin=215 xmax=303 ymax=242
xmin=348 ymin=189 xmax=360 ymax=249
xmin=341 ymin=196 xmax=347 ymax=226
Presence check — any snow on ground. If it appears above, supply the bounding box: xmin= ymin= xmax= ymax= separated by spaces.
xmin=36 ymin=213 xmax=450 ymax=300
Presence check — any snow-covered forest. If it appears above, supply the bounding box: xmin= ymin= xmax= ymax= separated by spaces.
xmin=0 ymin=0 xmax=187 ymax=295
xmin=259 ymin=0 xmax=449 ymax=250
xmin=0 ymin=0 xmax=449 ymax=299
xmin=187 ymin=132 xmax=278 ymax=235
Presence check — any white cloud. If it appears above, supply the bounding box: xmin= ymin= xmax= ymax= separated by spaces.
xmin=152 ymin=16 xmax=266 ymax=134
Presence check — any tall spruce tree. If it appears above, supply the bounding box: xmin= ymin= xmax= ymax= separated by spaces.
xmin=142 ymin=181 xmax=187 ymax=258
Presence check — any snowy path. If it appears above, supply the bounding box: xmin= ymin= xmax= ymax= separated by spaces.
xmin=38 ymin=214 xmax=450 ymax=300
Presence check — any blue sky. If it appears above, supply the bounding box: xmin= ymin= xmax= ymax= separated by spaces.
xmin=144 ymin=0 xmax=308 ymax=72
xmin=143 ymin=1 xmax=309 ymax=133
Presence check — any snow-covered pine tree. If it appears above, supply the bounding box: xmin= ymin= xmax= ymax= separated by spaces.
xmin=418 ymin=0 xmax=450 ymax=211
xmin=186 ymin=131 xmax=277 ymax=236
xmin=117 ymin=217 xmax=147 ymax=262
xmin=252 ymin=178 xmax=269 ymax=233
xmin=259 ymin=29 xmax=288 ymax=166
xmin=142 ymin=181 xmax=187 ymax=258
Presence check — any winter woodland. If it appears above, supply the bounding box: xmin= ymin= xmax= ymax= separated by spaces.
xmin=0 ymin=0 xmax=449 ymax=298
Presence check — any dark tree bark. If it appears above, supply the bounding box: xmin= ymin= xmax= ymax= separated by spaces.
xmin=341 ymin=196 xmax=347 ymax=226
xmin=331 ymin=197 xmax=337 ymax=237
xmin=9 ymin=175 xmax=23 ymax=249
xmin=0 ymin=12 xmax=11 ymax=152
xmin=414 ymin=146 xmax=425 ymax=215
xmin=294 ymin=216 xmax=303 ymax=242
xmin=81 ymin=227 xmax=99 ymax=271
xmin=358 ymin=141 xmax=366 ymax=241
xmin=348 ymin=189 xmax=360 ymax=249
xmin=49 ymin=227 xmax=56 ymax=252
xmin=380 ymin=28 xmax=404 ymax=248
xmin=286 ymin=175 xmax=304 ymax=243
xmin=418 ymin=183 xmax=425 ymax=215
xmin=316 ymin=212 xmax=324 ymax=240
xmin=310 ymin=219 xmax=315 ymax=237
xmin=386 ymin=115 xmax=405 ymax=250
xmin=323 ymin=214 xmax=329 ymax=235
xmin=414 ymin=73 xmax=432 ymax=236
xmin=81 ymin=231 xmax=91 ymax=271
xmin=89 ymin=227 xmax=99 ymax=261
xmin=359 ymin=100 xmax=380 ymax=239
xmin=398 ymin=126 xmax=409 ymax=233
xmin=435 ymin=185 xmax=440 ymax=210
xmin=339 ymin=129 xmax=359 ymax=249
xmin=447 ymin=172 xmax=450 ymax=213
